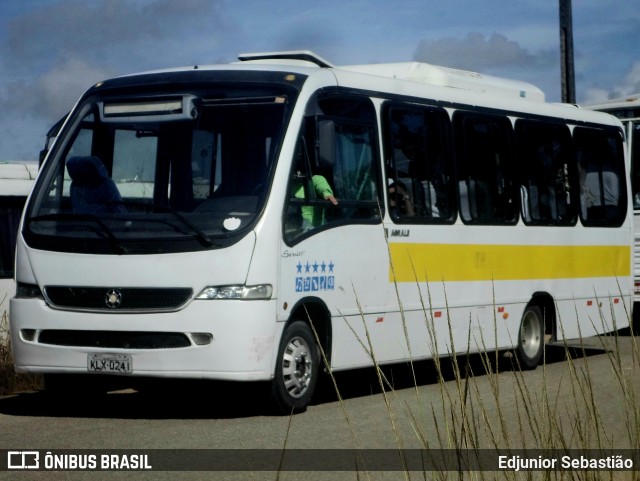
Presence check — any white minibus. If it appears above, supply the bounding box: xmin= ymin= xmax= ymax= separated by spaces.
xmin=1 ymin=161 xmax=38 ymax=334
xmin=10 ymin=52 xmax=632 ymax=412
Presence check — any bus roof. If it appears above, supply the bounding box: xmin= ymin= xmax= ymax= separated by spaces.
xmin=584 ymin=93 xmax=640 ymax=111
xmin=338 ymin=62 xmax=544 ymax=102
xmin=584 ymin=93 xmax=640 ymax=121
xmin=0 ymin=161 xmax=38 ymax=196
xmin=89 ymin=51 xmax=620 ymax=128
xmin=238 ymin=50 xmax=545 ymax=102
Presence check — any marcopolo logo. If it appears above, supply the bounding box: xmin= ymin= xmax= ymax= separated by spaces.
xmin=7 ymin=451 xmax=39 ymax=469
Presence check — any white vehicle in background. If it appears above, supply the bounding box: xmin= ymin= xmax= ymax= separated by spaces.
xmin=0 ymin=161 xmax=38 ymax=334
xmin=10 ymin=51 xmax=632 ymax=413
xmin=585 ymin=94 xmax=640 ymax=305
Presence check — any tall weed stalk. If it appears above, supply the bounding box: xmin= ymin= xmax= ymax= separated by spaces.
xmin=326 ymin=247 xmax=640 ymax=480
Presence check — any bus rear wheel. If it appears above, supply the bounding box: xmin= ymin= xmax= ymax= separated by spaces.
xmin=515 ymin=305 xmax=544 ymax=370
xmin=271 ymin=321 xmax=318 ymax=414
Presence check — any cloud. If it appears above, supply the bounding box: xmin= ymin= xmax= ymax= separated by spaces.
xmin=583 ymin=61 xmax=640 ymax=104
xmin=613 ymin=61 xmax=640 ymax=97
xmin=413 ymin=32 xmax=556 ymax=75
xmin=1 ymin=57 xmax=113 ymax=118
xmin=39 ymin=58 xmax=115 ymax=118
xmin=0 ymin=0 xmax=228 ymax=159
xmin=0 ymin=56 xmax=111 ymax=161
xmin=4 ymin=0 xmax=225 ymax=72
xmin=273 ymin=26 xmax=343 ymax=61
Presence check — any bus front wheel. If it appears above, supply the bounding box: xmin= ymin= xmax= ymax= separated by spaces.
xmin=515 ymin=305 xmax=544 ymax=370
xmin=271 ymin=321 xmax=318 ymax=414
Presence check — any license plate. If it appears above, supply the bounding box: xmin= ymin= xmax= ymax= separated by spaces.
xmin=87 ymin=353 xmax=132 ymax=374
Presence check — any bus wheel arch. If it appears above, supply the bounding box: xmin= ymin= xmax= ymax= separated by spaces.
xmin=515 ymin=293 xmax=556 ymax=370
xmin=286 ymin=298 xmax=333 ymax=364
xmin=271 ymin=298 xmax=332 ymax=413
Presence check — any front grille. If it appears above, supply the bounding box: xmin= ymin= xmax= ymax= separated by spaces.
xmin=38 ymin=330 xmax=191 ymax=349
xmin=44 ymin=286 xmax=193 ymax=311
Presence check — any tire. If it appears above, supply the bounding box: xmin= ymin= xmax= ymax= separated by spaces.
xmin=515 ymin=305 xmax=545 ymax=370
xmin=271 ymin=321 xmax=319 ymax=414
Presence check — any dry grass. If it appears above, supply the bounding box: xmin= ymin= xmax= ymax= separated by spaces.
xmin=307 ymin=280 xmax=640 ymax=480
xmin=0 ymin=308 xmax=42 ymax=396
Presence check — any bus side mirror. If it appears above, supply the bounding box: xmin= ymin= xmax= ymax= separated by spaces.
xmin=317 ymin=119 xmax=336 ymax=168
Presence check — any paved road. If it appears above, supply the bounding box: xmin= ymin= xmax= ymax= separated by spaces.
xmin=1 ymin=334 xmax=638 ymax=480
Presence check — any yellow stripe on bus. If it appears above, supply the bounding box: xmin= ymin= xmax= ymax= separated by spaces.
xmin=388 ymin=243 xmax=631 ymax=282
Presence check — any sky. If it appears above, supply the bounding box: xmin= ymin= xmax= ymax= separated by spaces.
xmin=1 ymin=0 xmax=639 ymax=161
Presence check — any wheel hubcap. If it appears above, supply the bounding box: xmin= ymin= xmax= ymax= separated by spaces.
xmin=282 ymin=336 xmax=312 ymax=398
xmin=520 ymin=310 xmax=541 ymax=358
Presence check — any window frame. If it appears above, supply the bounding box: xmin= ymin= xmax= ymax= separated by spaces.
xmin=283 ymin=92 xmax=382 ymax=245
xmin=382 ymin=101 xmax=456 ymax=225
xmin=574 ymin=125 xmax=627 ymax=227
xmin=453 ymin=110 xmax=518 ymax=226
xmin=515 ymin=119 xmax=578 ymax=227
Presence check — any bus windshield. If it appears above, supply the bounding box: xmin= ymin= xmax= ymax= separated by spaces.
xmin=25 ymin=86 xmax=294 ymax=254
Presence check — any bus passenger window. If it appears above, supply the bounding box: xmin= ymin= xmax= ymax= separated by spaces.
xmin=454 ymin=112 xmax=517 ymax=225
xmin=284 ymin=94 xmax=381 ymax=244
xmin=632 ymin=123 xmax=640 ymax=209
xmin=286 ymin=139 xmax=338 ymax=235
xmin=331 ymin=123 xmax=378 ymax=205
xmin=515 ymin=120 xmax=576 ymax=226
xmin=575 ymin=127 xmax=626 ymax=226
xmin=383 ymin=104 xmax=454 ymax=223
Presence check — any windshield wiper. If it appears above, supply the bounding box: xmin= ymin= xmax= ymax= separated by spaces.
xmin=119 ymin=201 xmax=217 ymax=248
xmin=159 ymin=206 xmax=216 ymax=248
xmin=28 ymin=213 xmax=127 ymax=254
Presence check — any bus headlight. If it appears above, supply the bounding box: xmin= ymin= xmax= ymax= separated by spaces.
xmin=195 ymin=285 xmax=273 ymax=300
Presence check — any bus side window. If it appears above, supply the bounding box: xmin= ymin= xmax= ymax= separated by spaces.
xmin=454 ymin=112 xmax=517 ymax=225
xmin=285 ymin=137 xmax=336 ymax=236
xmin=383 ymin=104 xmax=455 ymax=223
xmin=632 ymin=122 xmax=640 ymax=209
xmin=331 ymin=122 xmax=377 ymax=204
xmin=515 ymin=120 xmax=576 ymax=226
xmin=575 ymin=127 xmax=627 ymax=226
xmin=284 ymin=94 xmax=381 ymax=244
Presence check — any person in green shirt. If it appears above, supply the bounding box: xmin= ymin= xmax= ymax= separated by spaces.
xmin=293 ymin=173 xmax=338 ymax=231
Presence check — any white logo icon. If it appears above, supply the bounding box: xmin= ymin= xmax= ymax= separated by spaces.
xmin=7 ymin=451 xmax=40 ymax=469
